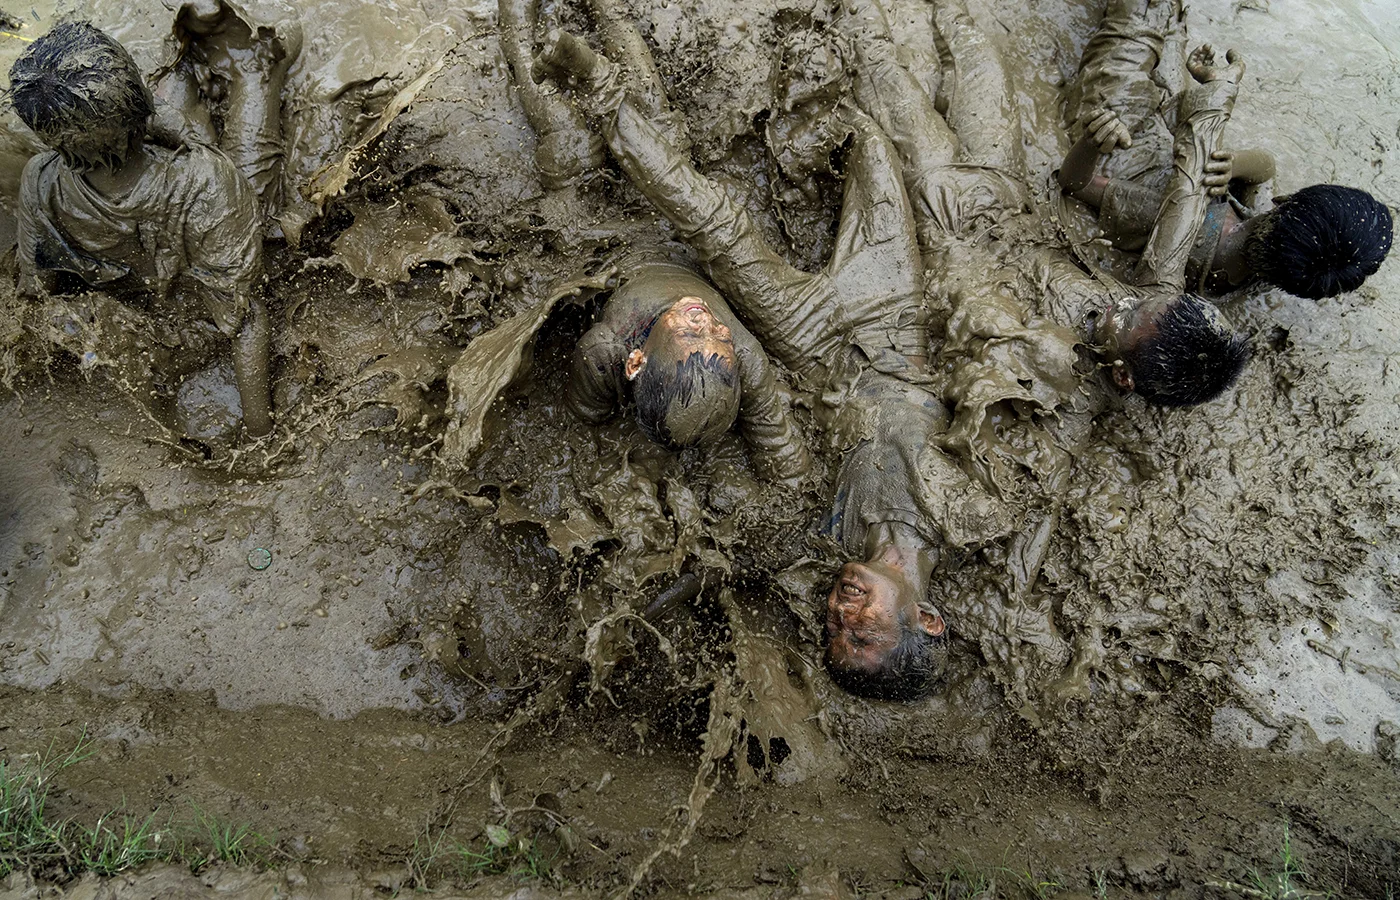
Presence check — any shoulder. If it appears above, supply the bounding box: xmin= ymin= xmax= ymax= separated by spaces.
xmin=19 ymin=150 xmax=65 ymax=198
xmin=167 ymin=143 xmax=256 ymax=202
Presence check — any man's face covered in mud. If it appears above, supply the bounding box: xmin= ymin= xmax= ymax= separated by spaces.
xmin=625 ymin=296 xmax=740 ymax=447
xmin=825 ymin=560 xmax=946 ymax=699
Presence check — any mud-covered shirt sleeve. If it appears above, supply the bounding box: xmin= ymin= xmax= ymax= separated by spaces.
xmin=605 ymin=99 xmax=832 ymax=375
xmin=178 ymin=146 xmax=263 ymax=335
xmin=567 ymin=323 xmax=625 ymax=423
xmin=1098 ymin=177 xmax=1165 ymax=251
xmin=1076 ymin=0 xmax=1179 ymax=128
xmin=1134 ymin=69 xmax=1240 ymax=292
xmin=730 ymin=324 xmax=810 ymax=483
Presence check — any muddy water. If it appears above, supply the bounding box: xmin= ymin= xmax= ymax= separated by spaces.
xmin=2 ymin=0 xmax=1399 ymax=896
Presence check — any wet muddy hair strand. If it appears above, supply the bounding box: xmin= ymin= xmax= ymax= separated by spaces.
xmin=633 ymin=350 xmax=739 ymax=448
xmin=9 ymin=21 xmax=155 ymax=170
xmin=825 ymin=626 xmax=944 ymax=702
xmin=1123 ymin=295 xmax=1251 ymax=408
xmin=1245 ymin=184 xmax=1394 ymax=299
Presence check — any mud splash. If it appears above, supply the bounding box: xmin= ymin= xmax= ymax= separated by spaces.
xmin=1 ymin=0 xmax=1398 ymax=895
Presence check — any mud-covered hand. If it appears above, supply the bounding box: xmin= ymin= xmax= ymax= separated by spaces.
xmin=1186 ymin=44 xmax=1245 ymax=86
xmin=1204 ymin=149 xmax=1233 ymax=197
xmin=533 ymin=29 xmax=626 ymax=128
xmin=1178 ymin=45 xmax=1244 ymax=123
xmin=1077 ymin=107 xmax=1132 ymax=154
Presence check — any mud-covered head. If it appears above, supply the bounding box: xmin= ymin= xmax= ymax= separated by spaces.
xmin=9 ymin=21 xmax=154 ymax=171
xmin=1096 ymin=292 xmax=1250 ymax=407
xmin=1244 ymin=184 xmax=1394 ymax=300
xmin=625 ymin=296 xmax=740 ymax=448
xmin=823 ymin=560 xmax=946 ymax=701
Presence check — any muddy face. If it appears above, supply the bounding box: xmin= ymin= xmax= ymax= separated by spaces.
xmin=825 ymin=559 xmax=941 ymax=675
xmin=636 ymin=296 xmax=735 ymax=374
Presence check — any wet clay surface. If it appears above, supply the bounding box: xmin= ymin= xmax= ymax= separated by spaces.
xmin=2 ymin=0 xmax=1399 ymax=896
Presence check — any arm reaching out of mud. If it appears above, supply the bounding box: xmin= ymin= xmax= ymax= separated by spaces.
xmin=1135 ymin=45 xmax=1243 ymax=292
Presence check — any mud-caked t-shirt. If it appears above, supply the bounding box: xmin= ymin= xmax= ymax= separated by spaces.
xmin=821 ymin=364 xmax=1009 ymax=557
xmin=17 ymin=142 xmax=262 ymax=335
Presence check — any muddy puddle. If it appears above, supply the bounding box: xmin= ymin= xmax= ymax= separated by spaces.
xmin=1 ymin=0 xmax=1398 ymax=896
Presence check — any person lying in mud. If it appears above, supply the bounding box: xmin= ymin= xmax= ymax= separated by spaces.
xmin=765 ymin=0 xmax=1252 ymax=701
xmin=515 ymin=3 xmax=807 ymax=481
xmin=10 ymin=21 xmax=273 ymax=438
xmin=1060 ymin=0 xmax=1393 ymax=299
xmin=567 ymin=250 xmax=810 ymax=482
xmin=535 ymin=18 xmax=1010 ymax=700
xmin=837 ymin=0 xmax=1249 ymax=411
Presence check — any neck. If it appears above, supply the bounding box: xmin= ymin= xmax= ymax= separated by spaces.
xmin=1213 ymin=204 xmax=1259 ymax=287
xmin=82 ymin=145 xmax=151 ymax=196
xmin=865 ymin=521 xmax=936 ymax=592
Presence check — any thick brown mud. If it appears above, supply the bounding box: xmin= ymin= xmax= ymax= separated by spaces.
xmin=1 ymin=0 xmax=1399 ymax=896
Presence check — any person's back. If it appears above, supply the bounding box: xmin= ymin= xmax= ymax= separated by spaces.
xmin=10 ymin=21 xmax=273 ymax=437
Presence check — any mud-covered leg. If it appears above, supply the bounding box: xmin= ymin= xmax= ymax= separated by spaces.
xmin=933 ymin=0 xmax=1023 ymax=175
xmin=173 ymin=0 xmax=303 ymax=220
xmin=498 ymin=0 xmax=605 ymax=188
xmin=837 ymin=0 xmax=957 ymax=175
xmin=232 ymin=298 xmax=273 ymax=437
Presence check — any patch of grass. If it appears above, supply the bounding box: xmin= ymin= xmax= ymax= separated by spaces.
xmin=0 ymin=734 xmax=94 ymax=877
xmin=922 ymin=863 xmax=995 ymax=899
xmin=1207 ymin=823 xmax=1338 ymax=899
xmin=75 ymin=810 xmax=167 ymax=876
xmin=452 ymin=824 xmax=556 ymax=881
xmin=2 ymin=737 xmax=275 ymax=880
xmin=190 ymin=805 xmax=274 ymax=871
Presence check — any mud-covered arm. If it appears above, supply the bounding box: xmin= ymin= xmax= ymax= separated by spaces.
xmin=1076 ymin=0 xmax=1179 ymax=129
xmin=1135 ymin=47 xmax=1243 ymax=292
xmin=605 ymin=99 xmax=819 ymax=371
xmin=566 ymin=323 xmax=625 ymax=423
xmin=731 ymin=328 xmax=810 ymax=483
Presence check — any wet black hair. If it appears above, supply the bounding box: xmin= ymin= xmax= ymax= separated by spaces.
xmin=1122 ymin=295 xmax=1251 ymax=407
xmin=824 ymin=624 xmax=945 ymax=702
xmin=1245 ymin=184 xmax=1394 ymax=299
xmin=9 ymin=21 xmax=154 ymax=170
xmin=633 ymin=350 xmax=739 ymax=448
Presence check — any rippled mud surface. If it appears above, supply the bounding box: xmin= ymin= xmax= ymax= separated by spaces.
xmin=2 ymin=0 xmax=1399 ymax=896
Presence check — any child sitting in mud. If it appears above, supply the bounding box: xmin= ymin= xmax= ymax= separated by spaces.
xmin=1060 ymin=0 xmax=1393 ymax=299
xmin=10 ymin=21 xmax=273 ymax=438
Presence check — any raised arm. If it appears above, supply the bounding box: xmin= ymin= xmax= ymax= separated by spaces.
xmin=1135 ymin=46 xmax=1243 ymax=292
xmin=605 ymin=99 xmax=827 ymax=374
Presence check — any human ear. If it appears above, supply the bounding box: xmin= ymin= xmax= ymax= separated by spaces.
xmin=918 ymin=611 xmax=945 ymax=638
xmin=1112 ymin=362 xmax=1135 ymax=392
xmin=624 ymin=349 xmax=647 ymax=380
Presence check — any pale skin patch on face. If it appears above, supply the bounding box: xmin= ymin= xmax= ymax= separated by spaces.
xmin=825 ymin=560 xmax=943 ymax=674
xmin=624 ymin=295 xmax=735 ymax=381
